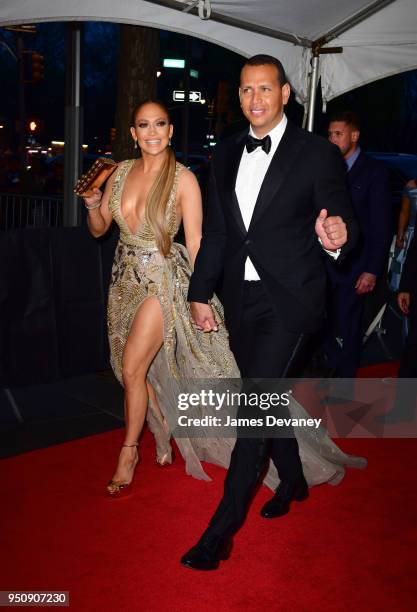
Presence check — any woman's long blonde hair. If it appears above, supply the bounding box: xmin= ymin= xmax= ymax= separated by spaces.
xmin=131 ymin=100 xmax=177 ymax=257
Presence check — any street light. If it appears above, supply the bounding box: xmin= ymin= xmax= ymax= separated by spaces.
xmin=26 ymin=118 xmax=43 ymax=134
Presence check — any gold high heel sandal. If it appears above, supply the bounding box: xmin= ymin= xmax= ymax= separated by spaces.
xmin=107 ymin=442 xmax=139 ymax=498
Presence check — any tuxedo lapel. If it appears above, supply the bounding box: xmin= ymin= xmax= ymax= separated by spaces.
xmin=223 ymin=131 xmax=247 ymax=236
xmin=249 ymin=121 xmax=306 ymax=229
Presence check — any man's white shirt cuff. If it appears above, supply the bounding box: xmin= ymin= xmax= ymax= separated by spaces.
xmin=318 ymin=237 xmax=341 ymax=259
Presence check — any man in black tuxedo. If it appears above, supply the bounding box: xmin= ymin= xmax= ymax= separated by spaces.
xmin=325 ymin=111 xmax=392 ymax=377
xmin=181 ymin=55 xmax=358 ymax=570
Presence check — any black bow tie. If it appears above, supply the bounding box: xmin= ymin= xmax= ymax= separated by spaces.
xmin=246 ymin=134 xmax=272 ymax=154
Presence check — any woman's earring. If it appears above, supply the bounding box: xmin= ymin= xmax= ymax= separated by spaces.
xmin=168 ymin=138 xmax=171 ymax=146
xmin=134 ymin=140 xmax=138 ymax=149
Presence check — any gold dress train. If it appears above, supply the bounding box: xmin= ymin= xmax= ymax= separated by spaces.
xmin=107 ymin=159 xmax=366 ymax=488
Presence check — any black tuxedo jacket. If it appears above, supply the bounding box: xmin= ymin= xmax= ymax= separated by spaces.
xmin=188 ymin=120 xmax=358 ymax=334
xmin=326 ymin=151 xmax=392 ymax=286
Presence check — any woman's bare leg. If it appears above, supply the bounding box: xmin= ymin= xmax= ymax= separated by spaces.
xmin=108 ymin=297 xmax=163 ymax=491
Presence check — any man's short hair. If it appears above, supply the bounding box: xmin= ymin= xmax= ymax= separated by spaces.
xmin=329 ymin=110 xmax=360 ymax=131
xmin=242 ymin=54 xmax=288 ymax=86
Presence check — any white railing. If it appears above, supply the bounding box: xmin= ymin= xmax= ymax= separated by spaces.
xmin=0 ymin=193 xmax=63 ymax=230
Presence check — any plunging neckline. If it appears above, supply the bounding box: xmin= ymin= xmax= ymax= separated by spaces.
xmin=118 ymin=159 xmax=147 ymax=236
xmin=112 ymin=159 xmax=182 ymax=242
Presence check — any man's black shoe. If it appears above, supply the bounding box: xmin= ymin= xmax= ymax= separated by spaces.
xmin=260 ymin=476 xmax=309 ymax=519
xmin=180 ymin=534 xmax=232 ymax=570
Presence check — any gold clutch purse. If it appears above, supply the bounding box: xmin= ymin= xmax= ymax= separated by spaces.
xmin=74 ymin=158 xmax=118 ymax=197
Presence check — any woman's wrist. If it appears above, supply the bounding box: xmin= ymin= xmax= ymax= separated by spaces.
xmin=84 ymin=200 xmax=102 ymax=210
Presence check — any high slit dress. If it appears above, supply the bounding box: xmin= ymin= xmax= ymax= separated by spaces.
xmin=107 ymin=159 xmax=366 ymax=489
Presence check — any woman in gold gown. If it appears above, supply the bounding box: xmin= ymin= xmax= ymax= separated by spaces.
xmin=84 ymin=100 xmax=365 ymax=497
xmin=83 ymin=100 xmax=239 ymax=496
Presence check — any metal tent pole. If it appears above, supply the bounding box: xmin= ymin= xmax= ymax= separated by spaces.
xmin=305 ymin=40 xmax=343 ymax=133
xmin=306 ymin=53 xmax=320 ymax=133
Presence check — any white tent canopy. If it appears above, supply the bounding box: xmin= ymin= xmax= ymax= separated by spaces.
xmin=2 ymin=0 xmax=416 ymax=223
xmin=1 ymin=0 xmax=417 ymax=106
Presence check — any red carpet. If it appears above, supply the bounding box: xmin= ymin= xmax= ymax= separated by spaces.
xmin=1 ymin=424 xmax=416 ymax=611
xmin=357 ymin=361 xmax=400 ymax=377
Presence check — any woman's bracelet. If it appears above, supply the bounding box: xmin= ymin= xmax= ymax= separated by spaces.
xmin=84 ymin=200 xmax=102 ymax=210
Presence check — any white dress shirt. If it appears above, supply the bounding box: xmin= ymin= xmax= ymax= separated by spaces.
xmin=235 ymin=114 xmax=340 ymax=281
xmin=235 ymin=115 xmax=288 ymax=280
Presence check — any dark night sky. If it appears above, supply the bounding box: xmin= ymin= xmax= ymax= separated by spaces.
xmin=1 ymin=22 xmax=417 ymax=154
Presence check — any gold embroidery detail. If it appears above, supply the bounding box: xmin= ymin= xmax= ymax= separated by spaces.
xmin=107 ymin=160 xmax=239 ymax=384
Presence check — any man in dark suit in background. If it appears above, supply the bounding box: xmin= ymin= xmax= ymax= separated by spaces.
xmin=181 ymin=55 xmax=358 ymax=570
xmin=326 ymin=111 xmax=392 ymax=377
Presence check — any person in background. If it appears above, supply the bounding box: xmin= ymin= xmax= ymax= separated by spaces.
xmin=326 ymin=110 xmax=393 ymax=377
xmin=378 ymin=212 xmax=417 ymax=423
xmin=390 ymin=176 xmax=417 ymax=293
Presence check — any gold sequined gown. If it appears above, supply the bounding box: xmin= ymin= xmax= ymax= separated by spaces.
xmin=107 ymin=160 xmax=366 ymax=488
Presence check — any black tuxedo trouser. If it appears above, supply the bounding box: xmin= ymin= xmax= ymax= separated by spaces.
xmin=207 ymin=281 xmax=308 ymax=539
xmin=324 ymin=282 xmax=364 ymax=378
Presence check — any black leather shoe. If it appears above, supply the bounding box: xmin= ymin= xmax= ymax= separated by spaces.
xmin=260 ymin=477 xmax=309 ymax=519
xmin=180 ymin=534 xmax=232 ymax=571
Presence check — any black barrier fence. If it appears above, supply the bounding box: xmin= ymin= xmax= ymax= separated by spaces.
xmin=0 ymin=225 xmax=119 ymax=386
xmin=0 ymin=194 xmax=64 ymax=230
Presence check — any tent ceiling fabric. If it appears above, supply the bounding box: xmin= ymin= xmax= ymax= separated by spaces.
xmin=1 ymin=0 xmax=416 ymax=103
xmin=176 ymin=0 xmax=390 ymax=42
xmin=321 ymin=0 xmax=417 ymax=101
